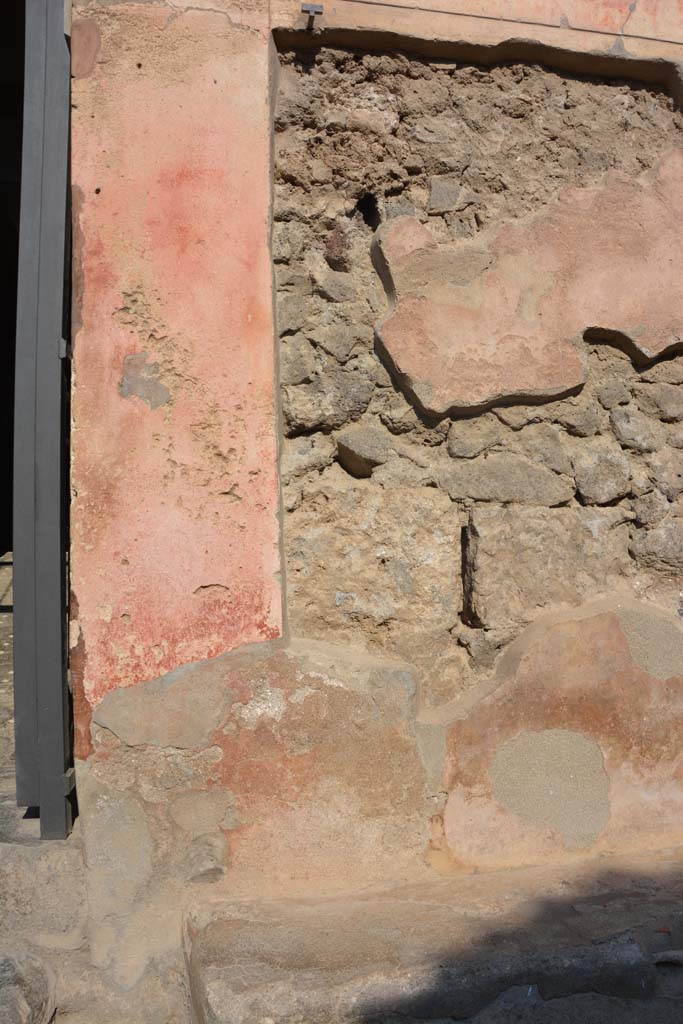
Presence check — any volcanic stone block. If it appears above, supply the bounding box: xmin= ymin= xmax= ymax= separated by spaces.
xmin=287 ymin=478 xmax=462 ymax=660
xmin=464 ymin=506 xmax=631 ymax=634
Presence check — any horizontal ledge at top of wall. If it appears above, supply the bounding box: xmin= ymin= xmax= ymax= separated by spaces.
xmin=271 ymin=23 xmax=683 ymax=102
xmin=271 ymin=0 xmax=683 ymax=54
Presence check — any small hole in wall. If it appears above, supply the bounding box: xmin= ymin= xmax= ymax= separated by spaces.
xmin=354 ymin=192 xmax=381 ymax=230
xmin=94 ymin=188 xmax=101 ymax=194
xmin=137 ymin=63 xmax=142 ymax=69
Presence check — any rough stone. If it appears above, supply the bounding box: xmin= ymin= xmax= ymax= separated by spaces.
xmin=282 ymin=364 xmax=373 ymax=434
xmin=572 ymin=439 xmax=631 ymax=505
xmin=446 ymin=415 xmax=505 ymax=459
xmin=669 ymin=425 xmax=683 ymax=449
xmin=312 ymin=322 xmax=368 ymax=364
xmin=511 ymin=422 xmax=573 ymax=476
xmin=0 ymin=955 xmax=55 ymax=1024
xmin=427 ymin=175 xmax=465 ymax=213
xmin=444 ymin=600 xmax=683 ymax=868
xmin=78 ymin=771 xmax=154 ymax=918
xmin=336 ymin=423 xmax=414 ymax=477
xmin=548 ymin=395 xmax=602 ymax=437
xmin=610 ymin=405 xmax=661 ymax=452
xmin=324 ymin=224 xmax=351 ymax=272
xmin=280 ymin=434 xmax=336 ymax=484
xmin=439 ymin=453 xmax=574 ymax=506
xmin=646 ymin=449 xmax=683 ymax=500
xmin=634 ymin=383 xmax=683 ymax=423
xmin=313 ymin=269 xmax=357 ymax=304
xmin=465 ymin=506 xmax=631 ymax=633
xmin=371 ymin=458 xmax=435 ymax=488
xmin=597 ymin=380 xmax=631 ymax=409
xmin=185 ymin=880 xmax=664 ymax=1024
xmin=633 ymin=489 xmax=670 ymax=526
xmin=169 ymin=790 xmax=235 ymax=838
xmin=93 ymin=656 xmax=235 ymax=749
xmin=629 ymin=518 xmax=683 ymax=572
xmin=287 ymin=476 xmax=461 ymax=660
xmin=280 ymin=334 xmax=316 ymax=386
xmin=466 ymin=987 xmax=683 ymax=1023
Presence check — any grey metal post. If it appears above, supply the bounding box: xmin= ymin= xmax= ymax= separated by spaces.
xmin=14 ymin=0 xmax=73 ymax=839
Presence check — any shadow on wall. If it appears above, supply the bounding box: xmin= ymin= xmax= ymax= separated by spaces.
xmin=352 ymin=874 xmax=683 ymax=1021
xmin=187 ymin=860 xmax=683 ymax=1023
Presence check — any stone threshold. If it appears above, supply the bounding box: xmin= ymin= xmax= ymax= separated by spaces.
xmin=185 ymin=850 xmax=683 ymax=1023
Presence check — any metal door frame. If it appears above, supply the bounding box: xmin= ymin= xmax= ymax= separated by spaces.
xmin=13 ymin=0 xmax=73 ymax=839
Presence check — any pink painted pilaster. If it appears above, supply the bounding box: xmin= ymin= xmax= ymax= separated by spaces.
xmin=70 ymin=2 xmax=281 ymax=735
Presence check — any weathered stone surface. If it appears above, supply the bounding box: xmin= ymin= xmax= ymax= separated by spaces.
xmin=466 ymin=987 xmax=683 ymax=1023
xmin=93 ymin=656 xmax=235 ymax=749
xmin=312 ymin=322 xmax=367 ymax=364
xmin=376 ymin=152 xmax=683 ymax=415
xmin=336 ymin=424 xmax=413 ymax=477
xmin=572 ymin=439 xmax=631 ymax=505
xmin=646 ymin=449 xmax=683 ymax=500
xmin=280 ymin=333 xmax=316 ymax=386
xmin=630 ymin=518 xmax=683 ymax=572
xmin=78 ymin=769 xmax=154 ymax=918
xmin=439 ymin=453 xmax=574 ymax=506
xmin=610 ymin=405 xmax=661 ymax=452
xmin=446 ymin=415 xmax=505 ymax=460
xmin=185 ymin=874 xmax=667 ymax=1024
xmin=87 ymin=638 xmax=429 ymax=897
xmin=597 ymin=380 xmax=631 ymax=410
xmin=280 ymin=434 xmax=336 ymax=484
xmin=282 ymin=363 xmax=373 ymax=434
xmin=371 ymin=457 xmax=434 ymax=489
xmin=546 ymin=393 xmax=602 ymax=437
xmin=324 ymin=224 xmax=351 ymax=272
xmin=465 ymin=506 xmax=631 ymax=633
xmin=444 ymin=600 xmax=683 ymax=869
xmin=427 ymin=175 xmax=465 ymax=213
xmin=372 ymin=152 xmax=683 ymax=416
xmin=511 ymin=422 xmax=573 ymax=476
xmin=634 ymin=383 xmax=683 ymax=423
xmin=0 ymin=955 xmax=55 ymax=1024
xmin=313 ymin=268 xmax=357 ymax=304
xmin=287 ymin=475 xmax=461 ymax=659
xmin=633 ymin=489 xmax=670 ymax=527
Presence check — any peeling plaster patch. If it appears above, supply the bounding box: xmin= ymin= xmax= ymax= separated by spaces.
xmin=92 ymin=660 xmax=234 ymax=749
xmin=491 ymin=729 xmax=610 ymax=849
xmin=617 ymin=605 xmax=683 ymax=681
xmin=119 ymin=352 xmax=171 ymax=409
xmin=232 ymin=684 xmax=287 ymax=728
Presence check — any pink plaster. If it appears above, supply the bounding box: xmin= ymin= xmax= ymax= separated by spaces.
xmin=71 ymin=6 xmax=281 ymax=708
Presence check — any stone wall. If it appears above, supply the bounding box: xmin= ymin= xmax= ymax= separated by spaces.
xmin=274 ymin=48 xmax=683 ymax=869
xmin=62 ymin=5 xmax=683 ymax=1015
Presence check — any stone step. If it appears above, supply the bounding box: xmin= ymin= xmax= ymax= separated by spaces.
xmin=185 ymin=859 xmax=683 ymax=1024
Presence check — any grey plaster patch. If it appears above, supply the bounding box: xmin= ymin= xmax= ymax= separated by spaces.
xmin=617 ymin=604 xmax=683 ymax=680
xmin=119 ymin=351 xmax=170 ymax=409
xmin=491 ymin=729 xmax=609 ymax=849
xmin=93 ymin=659 xmax=234 ymax=748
